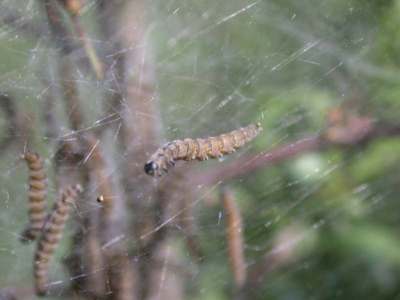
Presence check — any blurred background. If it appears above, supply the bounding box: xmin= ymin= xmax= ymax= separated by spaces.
xmin=1 ymin=0 xmax=400 ymax=299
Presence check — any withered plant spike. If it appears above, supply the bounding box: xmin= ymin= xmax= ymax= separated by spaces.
xmin=43 ymin=0 xmax=85 ymax=131
xmin=194 ymin=136 xmax=321 ymax=186
xmin=34 ymin=184 xmax=82 ymax=296
xmin=221 ymin=187 xmax=247 ymax=289
xmin=20 ymin=152 xmax=48 ymax=243
xmin=71 ymin=17 xmax=104 ymax=79
xmin=43 ymin=0 xmax=76 ymax=54
xmin=145 ymin=123 xmax=263 ymax=177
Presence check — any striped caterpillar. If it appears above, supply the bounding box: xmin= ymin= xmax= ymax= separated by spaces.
xmin=34 ymin=184 xmax=82 ymax=296
xmin=144 ymin=123 xmax=262 ymax=177
xmin=20 ymin=152 xmax=48 ymax=243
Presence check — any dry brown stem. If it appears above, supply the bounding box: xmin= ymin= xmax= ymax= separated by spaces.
xmin=194 ymin=114 xmax=400 ymax=186
xmin=221 ymin=188 xmax=247 ymax=290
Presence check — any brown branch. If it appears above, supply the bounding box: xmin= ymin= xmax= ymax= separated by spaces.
xmin=221 ymin=187 xmax=247 ymax=290
xmin=57 ymin=0 xmax=104 ymax=79
xmin=42 ymin=0 xmax=76 ymax=54
xmin=42 ymin=0 xmax=85 ymax=131
xmin=83 ymin=134 xmax=136 ymax=300
xmin=112 ymin=2 xmax=166 ymax=299
xmin=70 ymin=17 xmax=104 ymax=79
xmin=194 ymin=116 xmax=400 ymax=186
xmin=194 ymin=136 xmax=322 ymax=185
xmin=111 ymin=1 xmax=188 ymax=299
xmin=39 ymin=78 xmax=61 ymax=141
xmin=59 ymin=59 xmax=85 ymax=131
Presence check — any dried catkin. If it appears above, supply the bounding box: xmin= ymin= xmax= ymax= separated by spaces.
xmin=20 ymin=152 xmax=48 ymax=243
xmin=222 ymin=188 xmax=247 ymax=289
xmin=144 ymin=123 xmax=262 ymax=176
xmin=34 ymin=184 xmax=82 ymax=296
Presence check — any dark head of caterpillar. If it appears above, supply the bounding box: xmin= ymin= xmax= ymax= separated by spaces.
xmin=144 ymin=161 xmax=160 ymax=176
xmin=144 ymin=123 xmax=262 ymax=177
xmin=97 ymin=195 xmax=104 ymax=203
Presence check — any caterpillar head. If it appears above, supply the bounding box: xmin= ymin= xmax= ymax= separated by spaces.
xmin=144 ymin=161 xmax=159 ymax=176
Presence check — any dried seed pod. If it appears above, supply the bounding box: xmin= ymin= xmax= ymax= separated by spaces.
xmin=144 ymin=123 xmax=262 ymax=176
xmin=221 ymin=188 xmax=246 ymax=289
xmin=34 ymin=184 xmax=82 ymax=296
xmin=20 ymin=152 xmax=48 ymax=243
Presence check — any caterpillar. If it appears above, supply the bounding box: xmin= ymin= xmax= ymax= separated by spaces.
xmin=144 ymin=122 xmax=262 ymax=177
xmin=34 ymin=184 xmax=82 ymax=296
xmin=20 ymin=152 xmax=48 ymax=243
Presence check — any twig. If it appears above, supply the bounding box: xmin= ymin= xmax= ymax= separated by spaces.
xmin=194 ymin=136 xmax=321 ymax=185
xmin=39 ymin=78 xmax=61 ymax=141
xmin=59 ymin=59 xmax=85 ymax=131
xmin=194 ymin=116 xmax=400 ymax=185
xmin=71 ymin=17 xmax=104 ymax=79
xmin=58 ymin=0 xmax=104 ymax=79
xmin=0 ymin=8 xmax=47 ymax=40
xmin=221 ymin=187 xmax=247 ymax=290
xmin=83 ymin=133 xmax=136 ymax=300
xmin=42 ymin=0 xmax=76 ymax=54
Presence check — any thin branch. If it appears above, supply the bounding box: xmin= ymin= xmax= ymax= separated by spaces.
xmin=57 ymin=0 xmax=104 ymax=79
xmin=59 ymin=59 xmax=85 ymax=131
xmin=194 ymin=115 xmax=400 ymax=185
xmin=194 ymin=136 xmax=321 ymax=185
xmin=221 ymin=187 xmax=247 ymax=290
xmin=70 ymin=16 xmax=104 ymax=79
xmin=42 ymin=0 xmax=76 ymax=54
xmin=39 ymin=78 xmax=61 ymax=141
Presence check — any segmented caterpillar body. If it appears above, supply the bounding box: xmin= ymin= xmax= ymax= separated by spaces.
xmin=144 ymin=123 xmax=262 ymax=176
xmin=34 ymin=184 xmax=82 ymax=296
xmin=20 ymin=152 xmax=48 ymax=243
